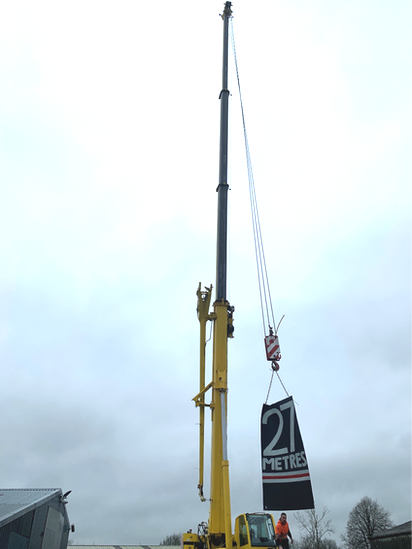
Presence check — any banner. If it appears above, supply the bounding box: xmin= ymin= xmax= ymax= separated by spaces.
xmin=261 ymin=396 xmax=314 ymax=510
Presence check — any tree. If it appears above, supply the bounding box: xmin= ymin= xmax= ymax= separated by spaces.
xmin=160 ymin=533 xmax=182 ymax=545
xmin=342 ymin=497 xmax=393 ymax=549
xmin=295 ymin=536 xmax=338 ymax=549
xmin=321 ymin=539 xmax=339 ymax=549
xmin=295 ymin=507 xmax=336 ymax=549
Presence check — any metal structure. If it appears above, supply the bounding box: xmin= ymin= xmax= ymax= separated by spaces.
xmin=369 ymin=521 xmax=412 ymax=549
xmin=186 ymin=4 xmax=279 ymax=549
xmin=0 ymin=488 xmax=71 ymax=549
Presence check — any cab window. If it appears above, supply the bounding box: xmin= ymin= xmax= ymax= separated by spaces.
xmin=246 ymin=514 xmax=276 ymax=547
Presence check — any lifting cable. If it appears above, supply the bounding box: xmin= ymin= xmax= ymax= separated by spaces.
xmin=230 ymin=20 xmax=275 ymax=339
xmin=230 ymin=20 xmax=289 ymax=399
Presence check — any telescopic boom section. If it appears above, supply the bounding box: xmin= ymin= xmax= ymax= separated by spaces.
xmin=193 ymin=4 xmax=234 ymax=549
xmin=216 ymin=1 xmax=231 ymax=302
xmin=209 ymin=2 xmax=233 ymax=548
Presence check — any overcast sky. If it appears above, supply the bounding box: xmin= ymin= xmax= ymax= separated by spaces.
xmin=0 ymin=0 xmax=410 ymax=545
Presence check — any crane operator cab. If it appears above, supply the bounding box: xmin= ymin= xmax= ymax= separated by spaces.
xmin=182 ymin=513 xmax=279 ymax=549
xmin=235 ymin=513 xmax=279 ymax=549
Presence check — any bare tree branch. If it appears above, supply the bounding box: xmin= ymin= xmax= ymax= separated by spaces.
xmin=342 ymin=497 xmax=393 ymax=549
xmin=295 ymin=508 xmax=335 ymax=549
xmin=160 ymin=533 xmax=182 ymax=546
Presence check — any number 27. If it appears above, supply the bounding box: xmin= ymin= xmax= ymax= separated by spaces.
xmin=262 ymin=400 xmax=295 ymax=456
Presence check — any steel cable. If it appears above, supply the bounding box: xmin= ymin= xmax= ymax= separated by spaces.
xmin=230 ymin=20 xmax=277 ymax=338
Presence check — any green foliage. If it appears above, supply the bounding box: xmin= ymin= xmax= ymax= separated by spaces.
xmin=342 ymin=496 xmax=393 ymax=549
xmin=160 ymin=533 xmax=182 ymax=546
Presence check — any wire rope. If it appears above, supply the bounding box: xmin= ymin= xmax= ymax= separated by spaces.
xmin=230 ymin=20 xmax=277 ymax=339
xmin=230 ymin=20 xmax=292 ymax=402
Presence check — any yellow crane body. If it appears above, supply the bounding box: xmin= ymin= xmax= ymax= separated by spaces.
xmin=184 ymin=4 xmax=279 ymax=549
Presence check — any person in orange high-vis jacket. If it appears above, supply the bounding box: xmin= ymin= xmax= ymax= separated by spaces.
xmin=275 ymin=513 xmax=294 ymax=549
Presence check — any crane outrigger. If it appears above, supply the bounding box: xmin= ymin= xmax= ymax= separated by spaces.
xmin=183 ymin=4 xmax=280 ymax=549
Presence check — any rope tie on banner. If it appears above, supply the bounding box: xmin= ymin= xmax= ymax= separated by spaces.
xmin=265 ymin=368 xmax=290 ymax=404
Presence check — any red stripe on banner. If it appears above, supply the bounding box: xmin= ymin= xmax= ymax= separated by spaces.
xmin=262 ymin=473 xmax=309 ymax=479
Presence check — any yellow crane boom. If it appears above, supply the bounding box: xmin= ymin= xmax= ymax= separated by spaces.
xmin=184 ymin=4 xmax=279 ymax=549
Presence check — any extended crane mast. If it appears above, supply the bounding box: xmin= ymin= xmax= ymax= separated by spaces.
xmin=193 ymin=3 xmax=233 ymax=548
xmin=210 ymin=0 xmax=232 ymax=545
xmin=194 ymin=1 xmax=233 ymax=546
xmin=216 ymin=0 xmax=231 ymax=304
xmin=189 ymin=4 xmax=279 ymax=549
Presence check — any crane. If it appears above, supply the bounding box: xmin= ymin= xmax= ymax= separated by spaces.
xmin=183 ymin=4 xmax=280 ymax=549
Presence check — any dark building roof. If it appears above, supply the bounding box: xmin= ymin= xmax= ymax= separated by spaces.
xmin=0 ymin=488 xmax=64 ymax=528
xmin=370 ymin=521 xmax=412 ymax=540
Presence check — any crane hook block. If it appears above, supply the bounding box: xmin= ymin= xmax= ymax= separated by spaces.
xmin=264 ymin=334 xmax=281 ymax=362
